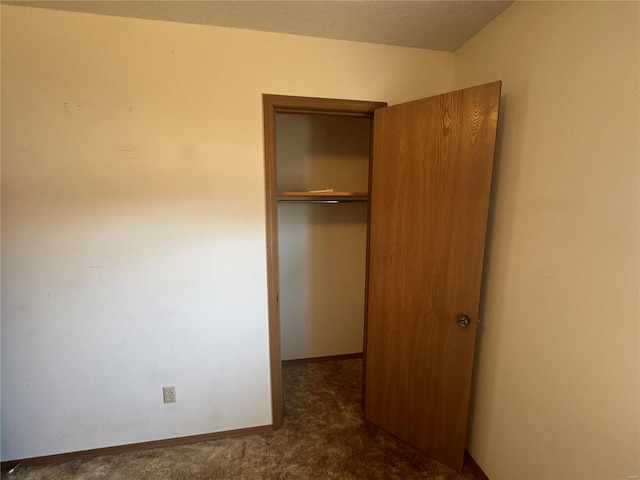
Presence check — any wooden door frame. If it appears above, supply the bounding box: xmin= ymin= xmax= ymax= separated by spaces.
xmin=263 ymin=94 xmax=386 ymax=428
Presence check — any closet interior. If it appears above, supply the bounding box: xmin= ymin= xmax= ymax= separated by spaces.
xmin=275 ymin=112 xmax=371 ymax=361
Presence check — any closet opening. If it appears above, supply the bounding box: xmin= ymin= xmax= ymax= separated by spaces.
xmin=263 ymin=95 xmax=386 ymax=428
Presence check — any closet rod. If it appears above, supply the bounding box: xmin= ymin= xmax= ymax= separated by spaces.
xmin=277 ymin=199 xmax=367 ymax=204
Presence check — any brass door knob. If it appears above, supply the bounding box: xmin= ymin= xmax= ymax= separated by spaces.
xmin=456 ymin=313 xmax=471 ymax=329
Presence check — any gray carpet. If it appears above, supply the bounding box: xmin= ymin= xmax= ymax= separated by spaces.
xmin=4 ymin=359 xmax=476 ymax=479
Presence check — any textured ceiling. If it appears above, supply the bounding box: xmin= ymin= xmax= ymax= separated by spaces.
xmin=10 ymin=1 xmax=513 ymax=52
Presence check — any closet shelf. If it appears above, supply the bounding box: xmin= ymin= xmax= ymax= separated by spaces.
xmin=278 ymin=192 xmax=368 ymax=203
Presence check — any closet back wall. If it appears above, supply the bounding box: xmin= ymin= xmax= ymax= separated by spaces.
xmin=277 ymin=114 xmax=370 ymax=360
xmin=1 ymin=5 xmax=453 ymax=461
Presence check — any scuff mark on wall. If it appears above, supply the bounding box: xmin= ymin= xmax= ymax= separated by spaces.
xmin=117 ymin=104 xmax=133 ymax=117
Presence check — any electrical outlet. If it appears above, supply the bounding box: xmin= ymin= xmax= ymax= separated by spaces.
xmin=163 ymin=386 xmax=176 ymax=403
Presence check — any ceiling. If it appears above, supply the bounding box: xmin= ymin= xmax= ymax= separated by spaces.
xmin=9 ymin=1 xmax=513 ymax=52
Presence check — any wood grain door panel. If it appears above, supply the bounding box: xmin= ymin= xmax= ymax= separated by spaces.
xmin=364 ymin=82 xmax=501 ymax=471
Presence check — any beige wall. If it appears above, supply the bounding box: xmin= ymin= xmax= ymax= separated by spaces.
xmin=454 ymin=2 xmax=640 ymax=479
xmin=0 ymin=5 xmax=453 ymax=460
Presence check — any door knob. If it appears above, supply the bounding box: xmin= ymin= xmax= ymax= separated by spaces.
xmin=456 ymin=313 xmax=472 ymax=329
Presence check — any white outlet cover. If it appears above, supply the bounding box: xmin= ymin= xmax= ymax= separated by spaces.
xmin=163 ymin=386 xmax=176 ymax=403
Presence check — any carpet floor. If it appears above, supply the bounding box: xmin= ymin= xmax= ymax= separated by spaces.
xmin=4 ymin=359 xmax=477 ymax=479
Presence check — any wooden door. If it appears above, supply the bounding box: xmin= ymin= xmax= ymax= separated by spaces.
xmin=364 ymin=82 xmax=501 ymax=471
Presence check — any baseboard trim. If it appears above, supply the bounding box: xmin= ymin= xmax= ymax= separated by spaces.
xmin=464 ymin=450 xmax=490 ymax=480
xmin=0 ymin=424 xmax=272 ymax=473
xmin=282 ymin=352 xmax=363 ymax=365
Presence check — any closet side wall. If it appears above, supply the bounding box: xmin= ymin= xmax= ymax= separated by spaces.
xmin=277 ymin=114 xmax=370 ymax=360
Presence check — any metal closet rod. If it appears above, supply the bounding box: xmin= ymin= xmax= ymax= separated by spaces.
xmin=277 ymin=199 xmax=367 ymax=204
